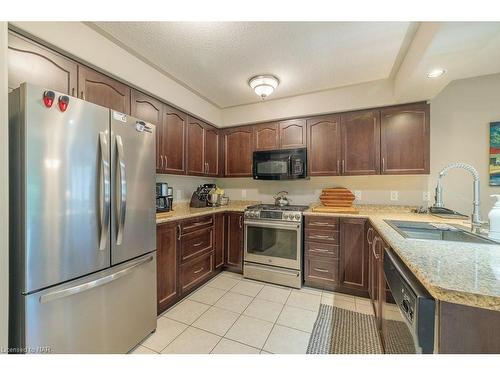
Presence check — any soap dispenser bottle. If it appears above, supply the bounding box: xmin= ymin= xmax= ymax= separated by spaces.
xmin=488 ymin=195 xmax=500 ymax=240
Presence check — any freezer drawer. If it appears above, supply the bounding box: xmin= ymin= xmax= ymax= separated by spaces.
xmin=19 ymin=252 xmax=156 ymax=354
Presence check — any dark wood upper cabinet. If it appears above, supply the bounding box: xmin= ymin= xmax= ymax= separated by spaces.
xmin=225 ymin=212 xmax=244 ymax=273
xmin=307 ymin=114 xmax=341 ymax=176
xmin=279 ymin=119 xmax=307 ymax=149
xmin=339 ymin=218 xmax=368 ymax=292
xmin=131 ymin=90 xmax=164 ymax=171
xmin=156 ymin=222 xmax=179 ymax=315
xmin=186 ymin=118 xmax=206 ymax=176
xmin=224 ymin=126 xmax=254 ymax=177
xmin=77 ymin=66 xmax=131 ymax=114
xmin=162 ymin=105 xmax=187 ymax=175
xmin=380 ymin=102 xmax=430 ymax=175
xmin=340 ymin=110 xmax=381 ymax=175
xmin=204 ymin=126 xmax=219 ymax=176
xmin=8 ymin=32 xmax=77 ymax=95
xmin=254 ymin=122 xmax=280 ymax=151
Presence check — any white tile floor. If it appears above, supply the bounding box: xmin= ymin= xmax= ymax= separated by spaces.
xmin=131 ymin=271 xmax=375 ymax=354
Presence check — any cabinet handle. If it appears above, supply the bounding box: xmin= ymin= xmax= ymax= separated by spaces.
xmin=310 ymin=248 xmax=331 ymax=253
xmin=310 ymin=222 xmax=334 ymax=226
xmin=177 ymin=224 xmax=182 ymax=240
xmin=193 ymin=241 xmax=204 ymax=247
xmin=206 ymin=162 xmax=209 ymax=174
xmin=71 ymin=88 xmax=75 ymax=97
xmin=372 ymin=237 xmax=380 ymax=260
xmin=80 ymin=91 xmax=85 ymax=100
xmin=382 ymin=157 xmax=385 ymax=173
xmin=164 ymin=155 xmax=168 ymax=169
xmin=239 ymin=216 xmax=243 ymax=229
xmin=309 ymin=234 xmax=331 ymax=239
xmin=313 ymin=268 xmax=330 ymax=273
xmin=367 ymin=227 xmax=374 ymax=245
xmin=337 ymin=160 xmax=340 ymax=175
xmin=193 ymin=267 xmax=204 ymax=274
xmin=342 ymin=159 xmax=345 ymax=174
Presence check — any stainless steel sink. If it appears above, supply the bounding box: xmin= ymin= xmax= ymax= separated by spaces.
xmin=385 ymin=220 xmax=498 ymax=244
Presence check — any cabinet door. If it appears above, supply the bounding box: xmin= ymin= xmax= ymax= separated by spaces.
xmin=306 ymin=115 xmax=341 ymax=176
xmin=341 ymin=110 xmax=380 ymax=175
xmin=186 ymin=118 xmax=206 ymax=176
xmin=279 ymin=119 xmax=307 ymax=149
xmin=130 ymin=90 xmax=163 ymax=172
xmin=380 ymin=102 xmax=430 ymax=175
xmin=214 ymin=213 xmax=226 ymax=269
xmin=77 ymin=66 xmax=131 ymax=114
xmin=204 ymin=125 xmax=219 ymax=176
xmin=156 ymin=222 xmax=179 ymax=314
xmin=339 ymin=218 xmax=368 ymax=292
xmin=225 ymin=213 xmax=244 ymax=273
xmin=8 ymin=32 xmax=77 ymax=95
xmin=254 ymin=122 xmax=279 ymax=151
xmin=224 ymin=127 xmax=254 ymax=177
xmin=162 ymin=105 xmax=187 ymax=175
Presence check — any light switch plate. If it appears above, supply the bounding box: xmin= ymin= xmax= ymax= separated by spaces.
xmin=423 ymin=191 xmax=430 ymax=202
xmin=354 ymin=190 xmax=362 ymax=201
xmin=390 ymin=191 xmax=399 ymax=201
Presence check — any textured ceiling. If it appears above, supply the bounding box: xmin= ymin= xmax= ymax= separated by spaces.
xmin=92 ymin=22 xmax=411 ymax=108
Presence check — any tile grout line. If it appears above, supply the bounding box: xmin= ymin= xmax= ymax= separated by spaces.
xmin=260 ymin=287 xmax=293 ymax=353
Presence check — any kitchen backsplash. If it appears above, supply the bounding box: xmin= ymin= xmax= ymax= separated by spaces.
xmin=215 ymin=175 xmax=430 ymax=206
xmin=156 ymin=174 xmax=215 ymax=201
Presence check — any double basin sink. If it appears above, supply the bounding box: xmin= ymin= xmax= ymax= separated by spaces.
xmin=385 ymin=220 xmax=498 ymax=245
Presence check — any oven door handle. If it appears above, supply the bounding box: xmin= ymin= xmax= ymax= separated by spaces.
xmin=244 ymin=220 xmax=301 ymax=230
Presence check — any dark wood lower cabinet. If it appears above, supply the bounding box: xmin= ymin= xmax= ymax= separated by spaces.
xmin=156 ymin=212 xmax=244 ymax=314
xmin=225 ymin=212 xmax=244 ymax=273
xmin=339 ymin=218 xmax=368 ymax=296
xmin=156 ymin=222 xmax=179 ymax=315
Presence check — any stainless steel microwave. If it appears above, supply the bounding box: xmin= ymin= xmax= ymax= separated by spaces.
xmin=253 ymin=148 xmax=307 ymax=180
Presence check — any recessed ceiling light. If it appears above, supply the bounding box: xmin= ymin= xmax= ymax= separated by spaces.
xmin=427 ymin=69 xmax=446 ymax=79
xmin=248 ymin=75 xmax=280 ymax=100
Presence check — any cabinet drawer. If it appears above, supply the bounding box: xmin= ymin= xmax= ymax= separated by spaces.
xmin=180 ymin=227 xmax=213 ymax=263
xmin=305 ymin=241 xmax=339 ymax=258
xmin=180 ymin=252 xmax=213 ymax=294
xmin=305 ymin=229 xmax=339 ymax=244
xmin=305 ymin=216 xmax=339 ymax=229
xmin=181 ymin=215 xmax=214 ymax=234
xmin=305 ymin=256 xmax=339 ymax=284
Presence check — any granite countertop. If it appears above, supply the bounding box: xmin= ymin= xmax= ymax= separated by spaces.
xmin=156 ymin=200 xmax=259 ymax=224
xmin=304 ymin=204 xmax=500 ymax=312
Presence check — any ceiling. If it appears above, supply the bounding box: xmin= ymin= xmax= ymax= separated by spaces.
xmin=92 ymin=22 xmax=412 ymax=108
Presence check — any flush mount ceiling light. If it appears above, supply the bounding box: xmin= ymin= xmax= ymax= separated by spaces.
xmin=248 ymin=75 xmax=280 ymax=100
xmin=427 ymin=68 xmax=446 ymax=78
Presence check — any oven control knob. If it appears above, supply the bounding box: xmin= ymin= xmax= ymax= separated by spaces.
xmin=283 ymin=213 xmax=289 ymax=220
xmin=294 ymin=214 xmax=301 ymax=220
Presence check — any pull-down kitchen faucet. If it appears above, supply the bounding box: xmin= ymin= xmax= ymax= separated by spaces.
xmin=434 ymin=163 xmax=482 ymax=233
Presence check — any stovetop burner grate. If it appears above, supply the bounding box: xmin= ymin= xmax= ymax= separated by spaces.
xmin=246 ymin=204 xmax=309 ymax=212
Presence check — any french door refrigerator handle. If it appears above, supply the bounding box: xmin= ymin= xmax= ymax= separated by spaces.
xmin=98 ymin=132 xmax=110 ymax=251
xmin=39 ymin=255 xmax=154 ymax=304
xmin=116 ymin=135 xmax=127 ymax=245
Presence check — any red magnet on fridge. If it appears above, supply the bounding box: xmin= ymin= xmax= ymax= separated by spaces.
xmin=43 ymin=91 xmax=55 ymax=108
xmin=58 ymin=96 xmax=69 ymax=112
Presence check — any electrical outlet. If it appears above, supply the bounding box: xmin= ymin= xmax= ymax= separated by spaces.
xmin=354 ymin=190 xmax=362 ymax=201
xmin=390 ymin=191 xmax=399 ymax=201
xmin=241 ymin=189 xmax=247 ymax=199
xmin=423 ymin=191 xmax=430 ymax=202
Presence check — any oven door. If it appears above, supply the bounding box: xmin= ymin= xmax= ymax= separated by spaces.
xmin=253 ymin=148 xmax=306 ymax=180
xmin=244 ymin=220 xmax=301 ymax=270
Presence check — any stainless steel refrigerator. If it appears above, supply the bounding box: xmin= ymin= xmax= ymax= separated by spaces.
xmin=8 ymin=83 xmax=157 ymax=353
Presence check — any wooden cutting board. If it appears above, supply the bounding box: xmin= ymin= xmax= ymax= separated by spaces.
xmin=319 ymin=187 xmax=355 ymax=207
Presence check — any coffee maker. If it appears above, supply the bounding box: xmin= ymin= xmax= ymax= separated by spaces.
xmin=156 ymin=183 xmax=173 ymax=212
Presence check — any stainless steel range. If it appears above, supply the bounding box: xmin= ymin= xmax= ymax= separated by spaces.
xmin=243 ymin=204 xmax=308 ymax=288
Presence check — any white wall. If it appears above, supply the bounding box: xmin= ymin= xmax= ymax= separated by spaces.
xmin=221 ymin=79 xmax=398 ymax=127
xmin=0 ymin=22 xmax=9 ymax=352
xmin=429 ymin=73 xmax=500 ymax=218
xmin=10 ymin=22 xmax=222 ymax=126
xmin=216 ymin=176 xmax=429 ymax=207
